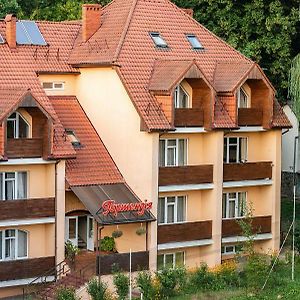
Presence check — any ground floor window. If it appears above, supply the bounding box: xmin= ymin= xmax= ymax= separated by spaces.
xmin=221 ymin=244 xmax=243 ymax=256
xmin=157 ymin=251 xmax=185 ymax=269
xmin=0 ymin=229 xmax=28 ymax=261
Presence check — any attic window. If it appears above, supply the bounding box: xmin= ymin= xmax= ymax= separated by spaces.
xmin=150 ymin=32 xmax=168 ymax=48
xmin=16 ymin=21 xmax=47 ymax=45
xmin=0 ymin=34 xmax=4 ymax=44
xmin=42 ymin=82 xmax=64 ymax=90
xmin=66 ymin=130 xmax=81 ymax=148
xmin=186 ymin=34 xmax=203 ymax=50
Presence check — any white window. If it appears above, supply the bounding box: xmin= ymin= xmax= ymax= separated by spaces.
xmin=42 ymin=81 xmax=64 ymax=90
xmin=221 ymin=244 xmax=242 ymax=255
xmin=158 ymin=196 xmax=186 ymax=224
xmin=7 ymin=112 xmax=29 ymax=139
xmin=159 ymin=139 xmax=187 ymax=167
xmin=157 ymin=252 xmax=184 ymax=270
xmin=0 ymin=229 xmax=28 ymax=261
xmin=0 ymin=172 xmax=27 ymax=200
xmin=222 ymin=192 xmax=246 ymax=219
xmin=238 ymin=87 xmax=249 ymax=108
xmin=174 ymin=85 xmax=189 ymax=108
xmin=223 ymin=137 xmax=248 ymax=163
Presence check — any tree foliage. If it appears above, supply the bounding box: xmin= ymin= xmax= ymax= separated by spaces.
xmin=290 ymin=53 xmax=300 ymax=119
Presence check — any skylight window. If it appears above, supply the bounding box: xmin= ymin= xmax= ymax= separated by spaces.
xmin=66 ymin=129 xmax=81 ymax=148
xmin=186 ymin=34 xmax=203 ymax=50
xmin=16 ymin=21 xmax=47 ymax=45
xmin=0 ymin=34 xmax=4 ymax=44
xmin=150 ymin=32 xmax=168 ymax=48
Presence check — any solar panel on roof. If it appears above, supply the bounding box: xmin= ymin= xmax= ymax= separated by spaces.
xmin=16 ymin=21 xmax=47 ymax=46
xmin=0 ymin=34 xmax=4 ymax=44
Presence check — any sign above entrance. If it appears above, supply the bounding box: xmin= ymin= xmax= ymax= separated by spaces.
xmin=102 ymin=200 xmax=153 ymax=217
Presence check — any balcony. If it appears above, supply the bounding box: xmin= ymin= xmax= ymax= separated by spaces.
xmin=222 ymin=216 xmax=272 ymax=238
xmin=174 ymin=108 xmax=204 ymax=127
xmin=158 ymin=220 xmax=212 ymax=244
xmin=6 ymin=138 xmax=43 ymax=158
xmin=159 ymin=165 xmax=213 ymax=186
xmin=0 ymin=256 xmax=55 ymax=281
xmin=238 ymin=108 xmax=263 ymax=126
xmin=223 ymin=162 xmax=272 ymax=182
xmin=0 ymin=197 xmax=55 ymax=221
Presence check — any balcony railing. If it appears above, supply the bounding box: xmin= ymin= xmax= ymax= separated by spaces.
xmin=0 ymin=256 xmax=55 ymax=281
xmin=6 ymin=138 xmax=43 ymax=158
xmin=0 ymin=197 xmax=55 ymax=221
xmin=158 ymin=220 xmax=212 ymax=244
xmin=223 ymin=162 xmax=272 ymax=181
xmin=174 ymin=108 xmax=204 ymax=127
xmin=159 ymin=165 xmax=213 ymax=186
xmin=222 ymin=216 xmax=272 ymax=237
xmin=238 ymin=108 xmax=263 ymax=126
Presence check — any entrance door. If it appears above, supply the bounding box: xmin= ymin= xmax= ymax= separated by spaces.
xmin=87 ymin=216 xmax=94 ymax=251
xmin=66 ymin=216 xmax=78 ymax=247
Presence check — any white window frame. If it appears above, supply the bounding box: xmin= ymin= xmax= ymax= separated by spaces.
xmin=7 ymin=112 xmax=30 ymax=139
xmin=238 ymin=87 xmax=250 ymax=108
xmin=222 ymin=191 xmax=247 ymax=219
xmin=221 ymin=244 xmax=242 ymax=255
xmin=0 ymin=229 xmax=28 ymax=261
xmin=0 ymin=171 xmax=28 ymax=200
xmin=174 ymin=85 xmax=190 ymax=108
xmin=158 ymin=196 xmax=187 ymax=224
xmin=42 ymin=81 xmax=65 ymax=91
xmin=157 ymin=251 xmax=185 ymax=269
xmin=224 ymin=136 xmax=248 ymax=163
xmin=159 ymin=138 xmax=188 ymax=167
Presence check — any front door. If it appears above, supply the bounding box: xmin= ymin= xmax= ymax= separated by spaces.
xmin=66 ymin=216 xmax=78 ymax=247
xmin=87 ymin=216 xmax=94 ymax=251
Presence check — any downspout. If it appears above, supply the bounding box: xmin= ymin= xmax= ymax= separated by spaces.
xmin=55 ymin=159 xmax=61 ymax=268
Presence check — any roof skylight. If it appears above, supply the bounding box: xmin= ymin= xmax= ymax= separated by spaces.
xmin=150 ymin=32 xmax=168 ymax=48
xmin=66 ymin=129 xmax=81 ymax=148
xmin=16 ymin=21 xmax=47 ymax=45
xmin=0 ymin=33 xmax=4 ymax=44
xmin=186 ymin=34 xmax=203 ymax=50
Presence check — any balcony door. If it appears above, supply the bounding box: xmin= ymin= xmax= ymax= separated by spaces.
xmin=87 ymin=216 xmax=94 ymax=251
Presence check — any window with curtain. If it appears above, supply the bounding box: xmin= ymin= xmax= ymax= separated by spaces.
xmin=238 ymin=88 xmax=249 ymax=108
xmin=159 ymin=139 xmax=187 ymax=167
xmin=174 ymin=85 xmax=189 ymax=108
xmin=222 ymin=192 xmax=247 ymax=219
xmin=157 ymin=252 xmax=185 ymax=270
xmin=224 ymin=137 xmax=248 ymax=163
xmin=0 ymin=229 xmax=28 ymax=261
xmin=158 ymin=196 xmax=186 ymax=224
xmin=0 ymin=172 xmax=27 ymax=200
xmin=7 ymin=112 xmax=29 ymax=139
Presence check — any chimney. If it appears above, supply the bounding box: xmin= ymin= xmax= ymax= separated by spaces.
xmin=5 ymin=14 xmax=17 ymax=48
xmin=82 ymin=4 xmax=101 ymax=43
xmin=181 ymin=8 xmax=193 ymax=18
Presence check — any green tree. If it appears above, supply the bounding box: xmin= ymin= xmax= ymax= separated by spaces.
xmin=290 ymin=53 xmax=300 ymax=119
xmin=0 ymin=0 xmax=20 ymax=18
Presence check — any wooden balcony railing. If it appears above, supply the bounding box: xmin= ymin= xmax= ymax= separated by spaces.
xmin=0 ymin=256 xmax=55 ymax=281
xmin=223 ymin=162 xmax=272 ymax=182
xmin=158 ymin=220 xmax=212 ymax=244
xmin=174 ymin=108 xmax=204 ymax=127
xmin=6 ymin=138 xmax=43 ymax=158
xmin=0 ymin=197 xmax=55 ymax=221
xmin=159 ymin=165 xmax=213 ymax=186
xmin=222 ymin=216 xmax=272 ymax=238
xmin=238 ymin=108 xmax=263 ymax=126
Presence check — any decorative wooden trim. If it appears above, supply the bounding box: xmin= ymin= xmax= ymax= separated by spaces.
xmin=0 ymin=198 xmax=55 ymax=221
xmin=174 ymin=108 xmax=204 ymax=127
xmin=159 ymin=165 xmax=213 ymax=186
xmin=6 ymin=138 xmax=43 ymax=158
xmin=238 ymin=108 xmax=263 ymax=126
xmin=222 ymin=216 xmax=272 ymax=238
xmin=223 ymin=162 xmax=272 ymax=181
xmin=0 ymin=256 xmax=55 ymax=281
xmin=157 ymin=220 xmax=212 ymax=244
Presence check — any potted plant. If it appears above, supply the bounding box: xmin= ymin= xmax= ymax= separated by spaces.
xmin=65 ymin=240 xmax=80 ymax=268
xmin=112 ymin=229 xmax=123 ymax=238
xmin=136 ymin=226 xmax=147 ymax=236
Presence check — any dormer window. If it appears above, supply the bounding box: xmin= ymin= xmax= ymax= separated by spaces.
xmin=186 ymin=34 xmax=203 ymax=50
xmin=7 ymin=112 xmax=29 ymax=139
xmin=149 ymin=32 xmax=168 ymax=48
xmin=42 ymin=82 xmax=65 ymax=90
xmin=238 ymin=88 xmax=249 ymax=108
xmin=66 ymin=129 xmax=81 ymax=148
xmin=174 ymin=85 xmax=189 ymax=108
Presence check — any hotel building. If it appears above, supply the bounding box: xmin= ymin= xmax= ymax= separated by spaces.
xmin=0 ymin=0 xmax=291 ymax=298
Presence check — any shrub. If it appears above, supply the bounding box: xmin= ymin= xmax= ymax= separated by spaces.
xmin=214 ymin=261 xmax=240 ymax=288
xmin=189 ymin=263 xmax=216 ymax=291
xmin=100 ymin=236 xmax=116 ymax=252
xmin=113 ymin=272 xmax=129 ymax=300
xmin=87 ymin=278 xmax=111 ymax=300
xmin=65 ymin=241 xmax=80 ymax=263
xmin=136 ymin=271 xmax=156 ymax=300
xmin=56 ymin=287 xmax=77 ymax=300
xmin=156 ymin=268 xmax=179 ymax=298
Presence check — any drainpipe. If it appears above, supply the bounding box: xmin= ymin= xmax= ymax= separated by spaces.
xmin=54 ymin=160 xmax=61 ymax=270
xmin=97 ymin=223 xmax=104 ymax=283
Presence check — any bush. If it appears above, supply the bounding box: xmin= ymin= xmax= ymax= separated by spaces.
xmin=156 ymin=268 xmax=182 ymax=298
xmin=87 ymin=278 xmax=111 ymax=300
xmin=56 ymin=287 xmax=77 ymax=300
xmin=136 ymin=271 xmax=156 ymax=300
xmin=214 ymin=261 xmax=240 ymax=289
xmin=189 ymin=263 xmax=216 ymax=291
xmin=65 ymin=241 xmax=80 ymax=263
xmin=100 ymin=236 xmax=116 ymax=252
xmin=113 ymin=272 xmax=129 ymax=300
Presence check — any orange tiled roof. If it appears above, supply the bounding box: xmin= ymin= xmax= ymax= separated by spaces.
xmin=272 ymin=99 xmax=292 ymax=128
xmin=50 ymin=96 xmax=124 ymax=186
